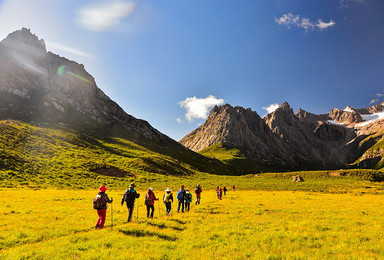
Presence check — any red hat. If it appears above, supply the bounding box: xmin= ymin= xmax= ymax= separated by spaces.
xmin=99 ymin=186 xmax=107 ymax=192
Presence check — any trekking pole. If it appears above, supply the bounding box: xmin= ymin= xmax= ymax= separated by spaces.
xmin=111 ymin=200 xmax=113 ymax=228
xmin=137 ymin=202 xmax=139 ymax=223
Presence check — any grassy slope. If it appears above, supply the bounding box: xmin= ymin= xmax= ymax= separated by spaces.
xmin=1 ymin=120 xmax=384 ymax=191
xmin=199 ymin=143 xmax=277 ymax=173
xmin=0 ymin=120 xmax=214 ymax=189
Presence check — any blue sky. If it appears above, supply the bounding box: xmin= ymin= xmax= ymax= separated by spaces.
xmin=0 ymin=0 xmax=383 ymax=140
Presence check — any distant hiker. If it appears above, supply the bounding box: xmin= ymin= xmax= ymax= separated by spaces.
xmin=216 ymin=186 xmax=223 ymax=200
xmin=184 ymin=189 xmax=193 ymax=211
xmin=121 ymin=183 xmax=140 ymax=222
xmin=195 ymin=184 xmax=202 ymax=205
xmin=94 ymin=185 xmax=113 ymax=229
xmin=145 ymin=187 xmax=159 ymax=219
xmin=177 ymin=185 xmax=186 ymax=213
xmin=163 ymin=188 xmax=173 ymax=216
xmin=232 ymin=185 xmax=236 ymax=192
xmin=223 ymin=186 xmax=227 ymax=195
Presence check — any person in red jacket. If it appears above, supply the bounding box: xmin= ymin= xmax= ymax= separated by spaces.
xmin=145 ymin=187 xmax=159 ymax=219
xmin=217 ymin=186 xmax=223 ymax=200
xmin=95 ymin=185 xmax=113 ymax=229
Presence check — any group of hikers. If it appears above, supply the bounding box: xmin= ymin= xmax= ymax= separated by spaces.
xmin=93 ymin=183 xmax=206 ymax=229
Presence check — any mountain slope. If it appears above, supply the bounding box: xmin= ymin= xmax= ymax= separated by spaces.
xmin=0 ymin=28 xmax=234 ymax=177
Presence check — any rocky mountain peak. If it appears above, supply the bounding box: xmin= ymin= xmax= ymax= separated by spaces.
xmin=0 ymin=28 xmax=168 ymax=142
xmin=328 ymin=108 xmax=362 ymax=125
xmin=1 ymin=28 xmax=47 ymax=55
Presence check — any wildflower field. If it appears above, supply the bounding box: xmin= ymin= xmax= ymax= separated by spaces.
xmin=2 ymin=186 xmax=384 ymax=259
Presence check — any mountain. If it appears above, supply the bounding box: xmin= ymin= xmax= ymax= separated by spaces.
xmin=180 ymin=101 xmax=384 ymax=172
xmin=0 ymin=28 xmax=234 ymax=177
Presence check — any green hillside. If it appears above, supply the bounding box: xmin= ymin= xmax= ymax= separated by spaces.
xmin=0 ymin=120 xmax=231 ymax=189
xmin=199 ymin=143 xmax=283 ymax=173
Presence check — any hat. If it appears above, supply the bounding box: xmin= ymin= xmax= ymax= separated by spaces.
xmin=99 ymin=186 xmax=107 ymax=192
xmin=165 ymin=188 xmax=172 ymax=192
xmin=129 ymin=183 xmax=136 ymax=188
xmin=149 ymin=187 xmax=153 ymax=191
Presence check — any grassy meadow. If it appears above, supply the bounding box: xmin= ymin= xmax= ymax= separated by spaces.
xmin=2 ymin=186 xmax=384 ymax=259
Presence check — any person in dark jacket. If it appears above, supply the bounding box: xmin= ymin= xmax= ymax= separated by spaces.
xmin=121 ymin=183 xmax=140 ymax=222
xmin=223 ymin=186 xmax=227 ymax=195
xmin=145 ymin=187 xmax=159 ymax=219
xmin=195 ymin=184 xmax=202 ymax=205
xmin=95 ymin=185 xmax=113 ymax=229
xmin=177 ymin=185 xmax=186 ymax=213
xmin=184 ymin=189 xmax=192 ymax=211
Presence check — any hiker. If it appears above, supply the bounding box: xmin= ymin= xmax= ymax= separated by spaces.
xmin=145 ymin=187 xmax=159 ymax=219
xmin=232 ymin=185 xmax=236 ymax=192
xmin=121 ymin=183 xmax=140 ymax=222
xmin=177 ymin=185 xmax=186 ymax=213
xmin=216 ymin=186 xmax=223 ymax=200
xmin=163 ymin=188 xmax=173 ymax=216
xmin=184 ymin=189 xmax=193 ymax=211
xmin=195 ymin=184 xmax=202 ymax=205
xmin=94 ymin=185 xmax=113 ymax=229
xmin=223 ymin=186 xmax=227 ymax=195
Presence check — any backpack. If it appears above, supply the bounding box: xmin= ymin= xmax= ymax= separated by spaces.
xmin=124 ymin=189 xmax=136 ymax=202
xmin=177 ymin=190 xmax=184 ymax=200
xmin=195 ymin=187 xmax=200 ymax=194
xmin=93 ymin=194 xmax=103 ymax=210
xmin=145 ymin=194 xmax=152 ymax=206
xmin=185 ymin=192 xmax=192 ymax=202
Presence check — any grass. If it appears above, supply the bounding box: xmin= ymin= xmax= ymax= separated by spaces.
xmin=2 ymin=120 xmax=384 ymax=258
xmin=1 ymin=188 xmax=384 ymax=259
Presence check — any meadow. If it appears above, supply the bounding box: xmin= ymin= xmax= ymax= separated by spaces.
xmin=2 ymin=186 xmax=384 ymax=259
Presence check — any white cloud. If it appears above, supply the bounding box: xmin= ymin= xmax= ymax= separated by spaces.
xmin=317 ymin=20 xmax=336 ymax=30
xmin=369 ymin=99 xmax=379 ymax=105
xmin=275 ymin=13 xmax=336 ymax=32
xmin=179 ymin=95 xmax=224 ymax=123
xmin=369 ymin=94 xmax=384 ymax=105
xmin=77 ymin=1 xmax=137 ymax=31
xmin=262 ymin=103 xmax=279 ymax=115
xmin=176 ymin=118 xmax=183 ymax=124
xmin=46 ymin=42 xmax=94 ymax=59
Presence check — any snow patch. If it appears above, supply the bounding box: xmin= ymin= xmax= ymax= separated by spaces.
xmin=327 ymin=120 xmax=345 ymax=126
xmin=355 ymin=111 xmax=384 ymax=127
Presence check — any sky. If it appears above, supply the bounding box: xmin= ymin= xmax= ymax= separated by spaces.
xmin=0 ymin=0 xmax=383 ymax=140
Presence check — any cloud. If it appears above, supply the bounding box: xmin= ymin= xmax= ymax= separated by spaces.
xmin=369 ymin=94 xmax=384 ymax=105
xmin=176 ymin=118 xmax=183 ymax=124
xmin=77 ymin=1 xmax=137 ymax=31
xmin=339 ymin=0 xmax=366 ymax=8
xmin=317 ymin=20 xmax=336 ymax=30
xmin=46 ymin=42 xmax=94 ymax=59
xmin=179 ymin=95 xmax=224 ymax=123
xmin=262 ymin=103 xmax=279 ymax=115
xmin=369 ymin=99 xmax=379 ymax=105
xmin=275 ymin=13 xmax=336 ymax=32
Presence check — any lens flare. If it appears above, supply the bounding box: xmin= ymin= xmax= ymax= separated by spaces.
xmin=57 ymin=65 xmax=91 ymax=84
xmin=57 ymin=65 xmax=67 ymax=77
